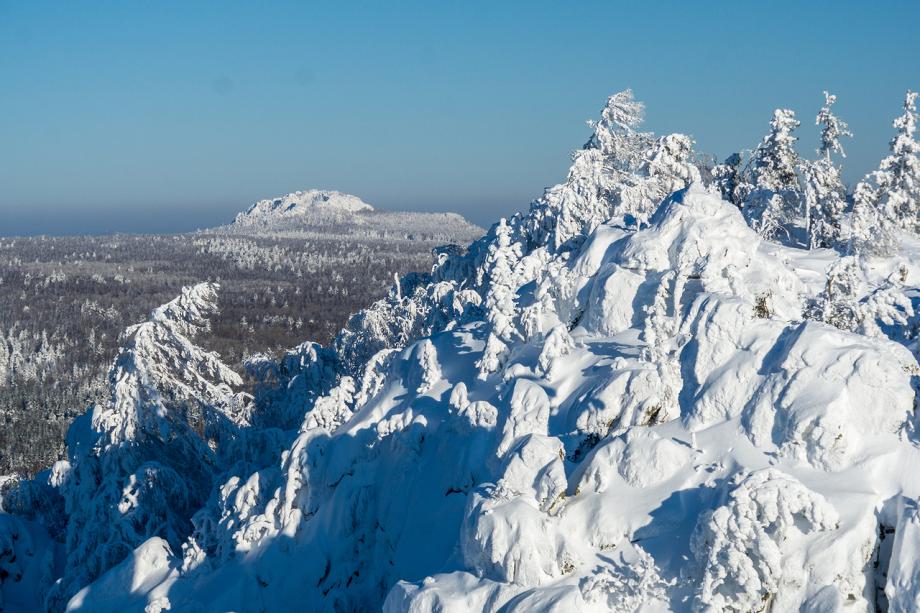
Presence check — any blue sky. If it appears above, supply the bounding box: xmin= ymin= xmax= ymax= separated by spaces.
xmin=1 ymin=1 xmax=918 ymax=235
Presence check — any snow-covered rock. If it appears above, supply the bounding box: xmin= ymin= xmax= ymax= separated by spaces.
xmin=10 ymin=90 xmax=920 ymax=612
xmin=235 ymin=189 xmax=374 ymax=222
xmin=222 ymin=188 xmax=484 ymax=243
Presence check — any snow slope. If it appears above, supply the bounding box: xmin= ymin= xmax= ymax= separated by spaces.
xmin=5 ymin=91 xmax=920 ymax=612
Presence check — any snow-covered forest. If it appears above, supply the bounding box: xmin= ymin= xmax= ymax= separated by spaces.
xmin=4 ymin=88 xmax=920 ymax=612
xmin=0 ymin=208 xmax=482 ymax=476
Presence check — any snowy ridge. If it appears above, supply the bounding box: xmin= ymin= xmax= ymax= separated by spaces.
xmin=4 ymin=89 xmax=920 ymax=612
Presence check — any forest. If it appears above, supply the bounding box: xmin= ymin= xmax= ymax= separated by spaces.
xmin=0 ymin=222 xmax=479 ymax=475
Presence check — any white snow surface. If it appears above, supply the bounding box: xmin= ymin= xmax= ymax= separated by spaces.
xmin=35 ymin=185 xmax=920 ymax=613
xmin=6 ymin=93 xmax=920 ymax=612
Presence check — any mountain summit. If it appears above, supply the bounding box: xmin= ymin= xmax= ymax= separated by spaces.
xmin=234 ymin=189 xmax=374 ymax=223
xmin=223 ymin=189 xmax=483 ymax=243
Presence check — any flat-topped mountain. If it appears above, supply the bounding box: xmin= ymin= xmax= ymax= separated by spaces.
xmin=235 ymin=189 xmax=374 ymax=221
xmin=223 ymin=189 xmax=484 ymax=242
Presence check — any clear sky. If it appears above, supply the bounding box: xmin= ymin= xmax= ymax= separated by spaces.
xmin=1 ymin=1 xmax=918 ymax=235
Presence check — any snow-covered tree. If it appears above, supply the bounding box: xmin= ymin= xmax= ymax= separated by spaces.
xmin=850 ymin=171 xmax=900 ymax=257
xmin=476 ymin=333 xmax=509 ymax=380
xmin=801 ymin=159 xmax=848 ymax=249
xmin=743 ymin=109 xmax=804 ymax=240
xmin=692 ymin=470 xmax=838 ymax=612
xmin=806 ymin=256 xmax=912 ymax=337
xmin=753 ymin=109 xmax=803 ymax=193
xmin=801 ymin=166 xmax=844 ymax=248
xmin=47 ymin=284 xmax=245 ymax=609
xmin=302 ymin=376 xmax=356 ymax=432
xmin=816 ymin=91 xmax=853 ymax=161
xmin=801 ymin=92 xmax=852 ymax=248
xmin=804 ymin=257 xmax=863 ymax=330
xmin=639 ymin=271 xmax=682 ymax=423
xmin=480 ymin=218 xmax=523 ymax=342
xmin=536 ymin=89 xmax=655 ymax=250
xmin=848 ymin=91 xmax=920 ymax=255
xmin=712 ymin=152 xmax=747 ymax=208
xmin=537 ymin=325 xmax=574 ymax=378
xmin=472 ymin=218 xmax=526 ymax=380
xmin=411 ymin=339 xmax=441 ymax=395
xmin=620 ymin=133 xmax=701 ymax=224
xmin=878 ymin=90 xmax=920 ymax=230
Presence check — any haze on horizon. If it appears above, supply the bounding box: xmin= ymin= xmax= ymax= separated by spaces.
xmin=1 ymin=0 xmax=918 ymax=236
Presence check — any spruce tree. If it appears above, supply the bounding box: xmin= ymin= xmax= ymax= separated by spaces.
xmin=849 ymin=172 xmax=899 ymax=257
xmin=550 ymin=90 xmax=653 ymax=249
xmin=47 ymin=284 xmax=245 ymax=610
xmin=801 ymin=92 xmax=851 ymax=248
xmin=849 ymin=90 xmax=920 ymax=255
xmin=816 ymin=91 xmax=853 ymax=161
xmin=878 ymin=90 xmax=920 ymax=230
xmin=742 ymin=109 xmax=804 ymax=241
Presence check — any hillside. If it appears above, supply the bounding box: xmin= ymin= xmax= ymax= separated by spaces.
xmin=4 ymin=89 xmax=920 ymax=612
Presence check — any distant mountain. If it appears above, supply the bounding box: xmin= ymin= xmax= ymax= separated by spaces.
xmin=222 ymin=189 xmax=484 ymax=243
xmin=235 ymin=189 xmax=375 ymax=220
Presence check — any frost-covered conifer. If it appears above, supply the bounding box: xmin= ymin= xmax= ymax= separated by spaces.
xmin=481 ymin=219 xmax=523 ymax=342
xmin=411 ymin=339 xmax=441 ymax=394
xmin=806 ymin=256 xmax=912 ymax=336
xmin=520 ymin=287 xmax=557 ymax=341
xmin=743 ymin=109 xmax=804 ymax=240
xmin=48 ymin=284 xmax=245 ymax=610
xmin=848 ymin=91 xmax=920 ymax=254
xmin=448 ymin=381 xmax=469 ymax=412
xmin=537 ymin=325 xmax=574 ymax=377
xmin=472 ymin=219 xmax=526 ymax=380
xmin=542 ymin=90 xmax=654 ymax=250
xmin=801 ymin=158 xmax=848 ymax=249
xmin=816 ymin=91 xmax=852 ymax=161
xmin=0 ymin=337 xmax=7 ymax=386
xmin=302 ymin=376 xmax=356 ymax=432
xmin=476 ymin=333 xmax=509 ymax=380
xmin=711 ymin=153 xmax=747 ymax=208
xmin=801 ymin=92 xmax=851 ymax=248
xmin=850 ymin=171 xmax=900 ymax=257
xmin=878 ymin=90 xmax=920 ymax=230
xmin=752 ymin=109 xmax=803 ymax=193
xmin=353 ymin=348 xmax=396 ymax=409
xmin=804 ymin=257 xmax=863 ymax=330
xmin=692 ymin=470 xmax=838 ymax=612
xmin=639 ymin=271 xmax=682 ymax=423
xmin=620 ymin=133 xmax=701 ymax=224
xmin=586 ymin=88 xmax=649 ymax=166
